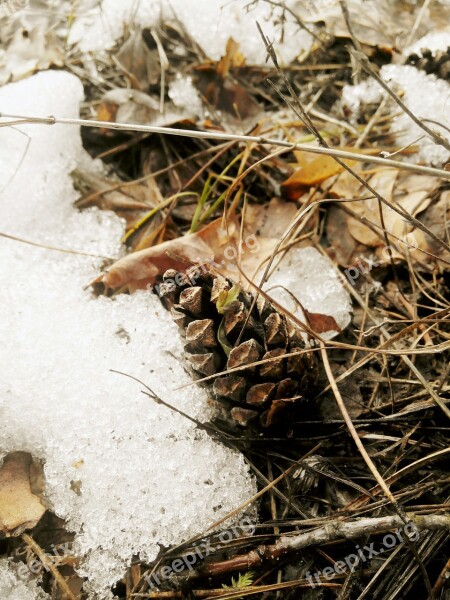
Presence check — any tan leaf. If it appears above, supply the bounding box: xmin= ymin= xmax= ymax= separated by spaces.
xmin=0 ymin=452 xmax=47 ymax=536
xmin=216 ymin=37 xmax=246 ymax=78
xmin=244 ymin=197 xmax=299 ymax=239
xmin=346 ymin=168 xmax=398 ymax=247
xmin=101 ymin=218 xmax=240 ymax=291
xmin=326 ymin=205 xmax=369 ymax=267
xmin=282 ymin=154 xmax=349 ymax=200
xmin=421 ymin=190 xmax=450 ymax=265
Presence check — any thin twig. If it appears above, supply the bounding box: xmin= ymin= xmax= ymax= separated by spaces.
xmin=22 ymin=534 xmax=76 ymax=600
xmin=1 ymin=112 xmax=450 ymax=180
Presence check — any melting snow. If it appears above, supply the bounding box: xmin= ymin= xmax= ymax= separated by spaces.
xmin=0 ymin=70 xmax=256 ymax=598
xmin=341 ymin=64 xmax=450 ymax=166
xmin=68 ymin=0 xmax=313 ymax=64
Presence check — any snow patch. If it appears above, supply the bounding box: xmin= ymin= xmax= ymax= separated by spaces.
xmin=0 ymin=70 xmax=256 ymax=598
xmin=0 ymin=559 xmax=49 ymax=600
xmin=405 ymin=30 xmax=450 ymax=57
xmin=341 ymin=64 xmax=450 ymax=166
xmin=264 ymin=247 xmax=352 ymax=339
xmin=69 ymin=0 xmax=313 ymax=64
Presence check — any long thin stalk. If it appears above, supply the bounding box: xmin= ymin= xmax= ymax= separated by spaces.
xmin=1 ymin=112 xmax=450 ymax=180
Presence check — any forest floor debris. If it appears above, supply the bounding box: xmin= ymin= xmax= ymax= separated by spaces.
xmin=0 ymin=0 xmax=449 ymax=599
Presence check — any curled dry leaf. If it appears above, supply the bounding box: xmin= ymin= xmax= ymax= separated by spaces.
xmin=114 ymin=28 xmax=162 ymax=89
xmin=419 ymin=189 xmax=450 ymax=268
xmin=0 ymin=452 xmax=47 ymax=536
xmin=282 ymin=153 xmax=355 ymax=200
xmin=244 ymin=197 xmax=299 ymax=239
xmin=101 ymin=217 xmax=243 ymax=291
xmin=96 ymin=88 xmax=196 ymax=132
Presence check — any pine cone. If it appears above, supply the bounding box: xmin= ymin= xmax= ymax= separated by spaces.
xmin=156 ymin=268 xmax=318 ymax=428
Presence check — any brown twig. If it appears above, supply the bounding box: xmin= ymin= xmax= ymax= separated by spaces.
xmin=22 ymin=533 xmax=76 ymax=600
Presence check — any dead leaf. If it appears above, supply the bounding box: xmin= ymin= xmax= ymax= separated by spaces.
xmin=304 ymin=309 xmax=341 ymax=335
xmin=282 ymin=151 xmax=359 ymax=200
xmin=195 ymin=38 xmax=260 ymax=124
xmin=417 ymin=189 xmax=450 ymax=268
xmin=216 ymin=37 xmax=246 ymax=78
xmin=101 ymin=218 xmax=240 ymax=291
xmin=114 ymin=29 xmax=162 ymax=89
xmin=346 ymin=169 xmax=398 ymax=246
xmin=326 ymin=204 xmax=369 ymax=267
xmin=296 ymin=0 xmax=426 ymax=48
xmin=0 ymin=452 xmax=47 ymax=536
xmin=329 ymin=168 xmax=439 ymax=265
xmin=96 ymin=88 xmax=196 ymax=133
xmin=97 ymin=88 xmax=160 ymax=127
xmin=244 ymin=197 xmax=298 ymax=239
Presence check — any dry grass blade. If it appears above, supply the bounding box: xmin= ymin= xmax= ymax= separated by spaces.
xmin=22 ymin=533 xmax=77 ymax=600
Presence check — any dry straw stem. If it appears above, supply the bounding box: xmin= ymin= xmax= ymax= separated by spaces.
xmin=22 ymin=533 xmax=76 ymax=600
xmin=1 ymin=112 xmax=450 ymax=181
xmin=131 ymin=579 xmax=340 ymax=598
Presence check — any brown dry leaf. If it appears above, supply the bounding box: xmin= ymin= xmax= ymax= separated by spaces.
xmin=416 ymin=189 xmax=450 ymax=268
xmin=100 ymin=212 xmax=281 ymax=293
xmin=97 ymin=88 xmax=160 ymax=127
xmin=326 ymin=204 xmax=370 ymax=267
xmin=114 ymin=29 xmax=162 ymax=89
xmin=244 ymin=197 xmax=298 ymax=239
xmin=216 ymin=37 xmax=246 ymax=78
xmin=296 ymin=0 xmax=426 ymax=47
xmin=328 ymin=167 xmax=441 ymax=266
xmin=0 ymin=452 xmax=47 ymax=536
xmin=346 ymin=168 xmax=399 ymax=247
xmin=101 ymin=217 xmax=240 ymax=291
xmin=328 ymin=163 xmax=365 ymax=199
xmin=304 ymin=309 xmax=340 ymax=335
xmin=74 ymin=169 xmax=160 ymax=214
xmin=282 ymin=152 xmax=358 ymax=200
xmin=96 ymin=88 xmax=197 ymax=132
xmin=195 ymin=39 xmax=260 ymax=124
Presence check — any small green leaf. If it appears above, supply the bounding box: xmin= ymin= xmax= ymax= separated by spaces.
xmin=216 ymin=284 xmax=241 ymax=314
xmin=217 ymin=319 xmax=232 ymax=356
xmin=222 ymin=571 xmax=254 ymax=590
